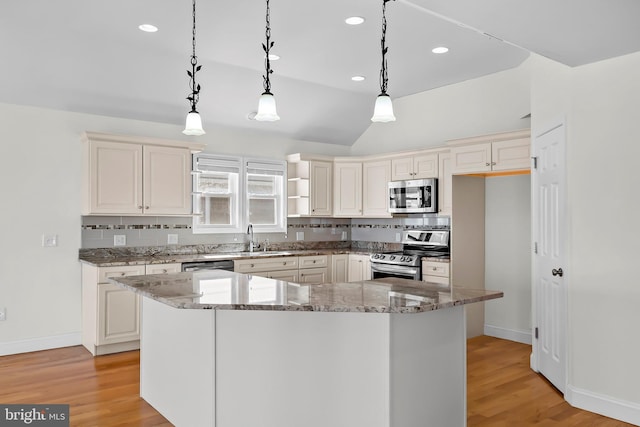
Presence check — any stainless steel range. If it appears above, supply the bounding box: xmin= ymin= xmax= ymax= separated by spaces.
xmin=370 ymin=229 xmax=450 ymax=281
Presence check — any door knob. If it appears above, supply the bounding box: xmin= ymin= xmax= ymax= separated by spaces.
xmin=552 ymin=268 xmax=564 ymax=277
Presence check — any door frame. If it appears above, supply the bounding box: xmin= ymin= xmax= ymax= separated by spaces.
xmin=530 ymin=118 xmax=568 ymax=394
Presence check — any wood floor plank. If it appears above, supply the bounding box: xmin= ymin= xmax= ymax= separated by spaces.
xmin=0 ymin=336 xmax=634 ymax=426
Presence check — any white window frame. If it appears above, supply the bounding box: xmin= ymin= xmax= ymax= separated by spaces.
xmin=192 ymin=153 xmax=287 ymax=234
xmin=244 ymin=158 xmax=287 ymax=233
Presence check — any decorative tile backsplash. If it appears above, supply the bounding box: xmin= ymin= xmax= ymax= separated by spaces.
xmin=81 ymin=215 xmax=449 ymax=249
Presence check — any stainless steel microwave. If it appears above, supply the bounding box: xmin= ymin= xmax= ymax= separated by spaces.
xmin=388 ymin=178 xmax=438 ymax=214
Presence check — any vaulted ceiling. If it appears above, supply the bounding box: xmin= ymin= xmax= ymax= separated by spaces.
xmin=1 ymin=0 xmax=639 ymax=145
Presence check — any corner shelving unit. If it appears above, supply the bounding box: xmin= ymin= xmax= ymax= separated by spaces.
xmin=287 ymin=160 xmax=310 ymax=217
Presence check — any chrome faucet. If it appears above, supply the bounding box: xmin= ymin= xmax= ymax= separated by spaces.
xmin=247 ymin=223 xmax=259 ymax=252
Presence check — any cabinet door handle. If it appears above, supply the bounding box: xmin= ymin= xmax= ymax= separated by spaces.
xmin=120 ymin=272 xmax=126 ymax=276
xmin=313 ymin=260 xmax=316 ymax=263
xmin=145 ymin=206 xmax=150 ymax=209
xmin=492 ymin=162 xmax=496 ymax=166
xmin=138 ymin=205 xmax=143 ymax=209
xmin=485 ymin=162 xmax=490 ymax=166
xmin=432 ymin=267 xmax=437 ymax=271
xmin=162 ymin=269 xmax=168 ymax=274
xmin=283 ymin=262 xmax=286 ymax=265
xmin=552 ymin=268 xmax=564 ymax=277
xmin=250 ymin=263 xmax=255 ymax=268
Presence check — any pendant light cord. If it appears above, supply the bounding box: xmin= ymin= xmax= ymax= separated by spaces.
xmin=379 ymin=0 xmax=395 ymax=96
xmin=262 ymin=0 xmax=274 ymax=95
xmin=187 ymin=0 xmax=202 ymax=113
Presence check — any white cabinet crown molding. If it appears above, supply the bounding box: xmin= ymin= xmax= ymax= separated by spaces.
xmin=82 ymin=131 xmax=206 ymax=153
xmin=445 ymin=128 xmax=531 ymax=147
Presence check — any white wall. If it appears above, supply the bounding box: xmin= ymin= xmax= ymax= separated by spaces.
xmin=484 ymin=175 xmax=532 ymax=343
xmin=0 ymin=103 xmax=349 ymax=353
xmin=350 ymin=62 xmax=532 ymax=156
xmin=531 ymin=52 xmax=640 ymax=422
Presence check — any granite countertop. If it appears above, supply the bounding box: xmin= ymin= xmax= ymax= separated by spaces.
xmin=79 ymin=248 xmax=376 ymax=267
xmin=109 ymin=270 xmax=500 ymax=314
xmin=79 ymin=248 xmax=449 ymax=267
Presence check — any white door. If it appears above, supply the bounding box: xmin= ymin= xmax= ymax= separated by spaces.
xmin=533 ymin=122 xmax=567 ymax=393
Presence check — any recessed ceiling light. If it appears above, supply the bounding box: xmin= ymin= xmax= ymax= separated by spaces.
xmin=268 ymin=54 xmax=280 ymax=61
xmin=351 ymin=76 xmax=366 ymax=82
xmin=345 ymin=16 xmax=365 ymax=25
xmin=432 ymin=46 xmax=449 ymax=54
xmin=138 ymin=24 xmax=158 ymax=33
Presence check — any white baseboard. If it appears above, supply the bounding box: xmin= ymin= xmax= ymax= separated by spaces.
xmin=566 ymin=385 xmax=640 ymax=426
xmin=0 ymin=333 xmax=82 ymax=356
xmin=484 ymin=324 xmax=532 ymax=345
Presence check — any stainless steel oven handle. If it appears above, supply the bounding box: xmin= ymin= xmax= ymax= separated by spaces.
xmin=371 ymin=263 xmax=419 ymax=276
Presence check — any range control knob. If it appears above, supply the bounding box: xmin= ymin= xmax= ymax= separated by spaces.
xmin=390 ymin=255 xmax=396 ymax=260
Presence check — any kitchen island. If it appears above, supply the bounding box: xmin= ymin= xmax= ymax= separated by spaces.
xmin=110 ymin=271 xmax=502 ymax=427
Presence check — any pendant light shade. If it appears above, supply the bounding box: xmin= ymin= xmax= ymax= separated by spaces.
xmin=371 ymin=94 xmax=396 ymax=122
xmin=183 ymin=111 xmax=205 ymax=135
xmin=255 ymin=92 xmax=280 ymax=121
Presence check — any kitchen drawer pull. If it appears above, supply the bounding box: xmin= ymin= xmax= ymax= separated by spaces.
xmin=120 ymin=272 xmax=126 ymax=276
xmin=250 ymin=263 xmax=255 ymax=268
xmin=485 ymin=162 xmax=490 ymax=166
xmin=283 ymin=262 xmax=286 ymax=265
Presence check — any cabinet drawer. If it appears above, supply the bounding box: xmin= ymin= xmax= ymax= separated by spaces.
xmin=421 ymin=261 xmax=450 ymax=278
xmin=98 ymin=265 xmax=146 ymax=283
xmin=298 ymin=255 xmax=328 ymax=269
xmin=267 ymin=269 xmax=300 ymax=283
xmin=422 ymin=275 xmax=450 ymax=285
xmin=234 ymin=257 xmax=299 ymax=273
xmin=145 ymin=263 xmax=182 ymax=275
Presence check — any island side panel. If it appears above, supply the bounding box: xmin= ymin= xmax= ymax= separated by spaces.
xmin=215 ymin=310 xmax=390 ymax=427
xmin=140 ymin=297 xmax=216 ymax=427
xmin=390 ymin=305 xmax=467 ymax=427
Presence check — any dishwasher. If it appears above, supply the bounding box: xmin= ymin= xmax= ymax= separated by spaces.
xmin=181 ymin=259 xmax=235 ymax=272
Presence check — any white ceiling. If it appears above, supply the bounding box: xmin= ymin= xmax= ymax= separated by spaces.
xmin=1 ymin=0 xmax=639 ymax=146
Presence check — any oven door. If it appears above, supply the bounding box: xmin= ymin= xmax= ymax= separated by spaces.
xmin=370 ymin=263 xmax=421 ymax=281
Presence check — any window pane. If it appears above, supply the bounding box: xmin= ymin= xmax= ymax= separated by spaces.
xmin=247 ymin=174 xmax=275 ymax=195
xmin=200 ymin=196 xmax=231 ymax=225
xmin=198 ymin=174 xmax=229 ymax=193
xmin=249 ymin=198 xmax=276 ymax=225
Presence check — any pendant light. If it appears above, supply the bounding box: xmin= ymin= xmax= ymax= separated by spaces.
xmin=255 ymin=0 xmax=280 ymax=121
xmin=183 ymin=0 xmax=205 ymax=135
xmin=371 ymin=0 xmax=396 ymax=123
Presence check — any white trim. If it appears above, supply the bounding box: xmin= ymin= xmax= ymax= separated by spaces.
xmin=0 ymin=333 xmax=82 ymax=356
xmin=484 ymin=324 xmax=532 ymax=345
xmin=566 ymin=385 xmax=640 ymax=426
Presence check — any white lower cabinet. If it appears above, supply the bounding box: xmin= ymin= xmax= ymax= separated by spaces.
xmin=298 ymin=255 xmax=329 ymax=284
xmin=82 ymin=263 xmax=181 ymax=356
xmin=331 ymin=254 xmax=349 ymax=283
xmin=234 ymin=257 xmax=299 ymax=274
xmin=422 ymin=260 xmax=450 ymax=285
xmin=348 ymin=254 xmax=372 ymax=282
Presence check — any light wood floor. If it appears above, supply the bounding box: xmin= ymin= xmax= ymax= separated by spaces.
xmin=0 ymin=336 xmax=633 ymax=426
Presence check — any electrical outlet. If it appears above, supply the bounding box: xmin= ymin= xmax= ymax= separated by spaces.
xmin=0 ymin=308 xmax=6 ymax=321
xmin=114 ymin=235 xmax=126 ymax=246
xmin=167 ymin=234 xmax=179 ymax=245
xmin=296 ymin=231 xmax=304 ymax=241
xmin=42 ymin=234 xmax=58 ymax=247
xmin=396 ymin=233 xmax=401 ymax=242
xmin=341 ymin=231 xmax=347 ymax=240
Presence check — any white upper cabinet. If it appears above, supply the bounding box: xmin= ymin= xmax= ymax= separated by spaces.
xmin=286 ymin=157 xmax=333 ymax=217
xmin=86 ymin=140 xmax=144 ymax=215
xmin=82 ymin=132 xmax=204 ymax=216
xmin=143 ymin=145 xmax=191 ymax=215
xmin=333 ymin=162 xmax=363 ymax=217
xmin=448 ymin=130 xmax=531 ymax=175
xmin=310 ymin=161 xmax=333 ymax=216
xmin=391 ymin=153 xmax=438 ymax=181
xmin=438 ymin=152 xmax=452 ymax=216
xmin=362 ymin=159 xmax=392 ymax=217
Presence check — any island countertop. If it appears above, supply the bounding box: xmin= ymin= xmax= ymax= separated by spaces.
xmin=109 ymin=270 xmax=502 ymax=314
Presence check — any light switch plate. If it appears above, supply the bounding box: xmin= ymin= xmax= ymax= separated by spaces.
xmin=114 ymin=235 xmax=126 ymax=246
xmin=0 ymin=308 xmax=6 ymax=321
xmin=42 ymin=234 xmax=58 ymax=247
xmin=167 ymin=234 xmax=179 ymax=244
